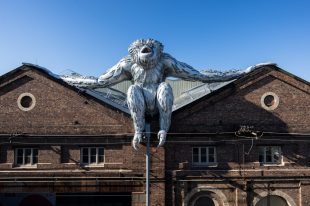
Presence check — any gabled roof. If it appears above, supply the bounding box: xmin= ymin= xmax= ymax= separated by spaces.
xmin=2 ymin=63 xmax=308 ymax=116
xmin=172 ymin=63 xmax=310 ymax=114
xmin=0 ymin=63 xmax=130 ymax=114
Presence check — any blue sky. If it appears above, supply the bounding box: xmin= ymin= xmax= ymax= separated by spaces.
xmin=1 ymin=0 xmax=310 ymax=80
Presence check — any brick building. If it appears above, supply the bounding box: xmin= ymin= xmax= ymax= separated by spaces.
xmin=0 ymin=63 xmax=310 ymax=206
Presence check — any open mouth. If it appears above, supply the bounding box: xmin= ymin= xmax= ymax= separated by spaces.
xmin=141 ymin=47 xmax=152 ymax=54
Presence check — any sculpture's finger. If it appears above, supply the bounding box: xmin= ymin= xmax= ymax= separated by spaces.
xmin=244 ymin=66 xmax=254 ymax=73
xmin=157 ymin=130 xmax=167 ymax=148
xmin=158 ymin=137 xmax=165 ymax=148
xmin=132 ymin=138 xmax=140 ymax=151
xmin=132 ymin=140 xmax=139 ymax=151
xmin=132 ymin=134 xmax=142 ymax=151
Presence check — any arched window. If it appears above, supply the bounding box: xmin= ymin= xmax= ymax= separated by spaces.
xmin=193 ymin=196 xmax=215 ymax=206
xmin=256 ymin=195 xmax=288 ymax=206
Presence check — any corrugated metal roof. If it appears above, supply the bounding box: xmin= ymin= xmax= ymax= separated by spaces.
xmin=110 ymin=79 xmax=205 ymax=99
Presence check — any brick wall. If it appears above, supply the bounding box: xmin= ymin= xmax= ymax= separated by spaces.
xmin=166 ymin=66 xmax=310 ymax=205
xmin=1 ymin=65 xmax=310 ymax=205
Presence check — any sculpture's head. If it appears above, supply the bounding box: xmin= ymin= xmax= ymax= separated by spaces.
xmin=128 ymin=39 xmax=163 ymax=68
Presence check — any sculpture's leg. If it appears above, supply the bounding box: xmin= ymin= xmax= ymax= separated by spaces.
xmin=156 ymin=82 xmax=174 ymax=147
xmin=127 ymin=85 xmax=146 ymax=150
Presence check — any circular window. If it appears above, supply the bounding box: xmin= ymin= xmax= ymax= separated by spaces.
xmin=17 ymin=93 xmax=36 ymax=111
xmin=261 ymin=92 xmax=279 ymax=111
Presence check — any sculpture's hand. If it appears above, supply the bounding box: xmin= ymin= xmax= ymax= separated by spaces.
xmin=157 ymin=130 xmax=167 ymax=148
xmin=232 ymin=65 xmax=256 ymax=79
xmin=201 ymin=66 xmax=257 ymax=83
xmin=132 ymin=133 xmax=143 ymax=151
xmin=243 ymin=65 xmax=257 ymax=74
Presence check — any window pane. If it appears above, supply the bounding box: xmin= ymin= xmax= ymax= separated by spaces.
xmin=33 ymin=149 xmax=38 ymax=164
xmin=23 ymin=149 xmax=31 ymax=164
xmin=25 ymin=148 xmax=31 ymax=156
xmin=193 ymin=148 xmax=199 ymax=163
xmin=17 ymin=156 xmax=23 ymax=164
xmin=193 ymin=148 xmax=199 ymax=155
xmin=98 ymin=155 xmax=104 ymax=163
xmin=272 ymin=147 xmax=281 ymax=163
xmin=209 ymin=155 xmax=215 ymax=163
xmin=259 ymin=153 xmax=264 ymax=163
xmin=266 ymin=147 xmax=272 ymax=162
xmin=201 ymin=154 xmax=207 ymax=163
xmin=91 ymin=148 xmax=96 ymax=156
xmin=200 ymin=148 xmax=206 ymax=156
xmin=90 ymin=147 xmax=97 ymax=163
xmin=193 ymin=155 xmax=199 ymax=163
xmin=17 ymin=149 xmax=23 ymax=156
xmin=256 ymin=195 xmax=287 ymax=206
xmin=25 ymin=156 xmax=31 ymax=164
xmin=98 ymin=148 xmax=104 ymax=156
xmin=82 ymin=148 xmax=88 ymax=156
xmin=266 ymin=154 xmax=272 ymax=162
xmin=90 ymin=155 xmax=96 ymax=163
xmin=259 ymin=146 xmax=282 ymax=164
xmin=81 ymin=148 xmax=89 ymax=164
xmin=82 ymin=155 xmax=88 ymax=164
xmin=33 ymin=156 xmax=38 ymax=164
xmin=194 ymin=196 xmax=215 ymax=206
xmin=208 ymin=147 xmax=214 ymax=155
xmin=33 ymin=149 xmax=38 ymax=156
xmin=200 ymin=148 xmax=207 ymax=163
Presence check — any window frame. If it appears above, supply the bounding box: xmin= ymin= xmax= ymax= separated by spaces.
xmin=192 ymin=146 xmax=217 ymax=166
xmin=15 ymin=148 xmax=38 ymax=167
xmin=258 ymin=146 xmax=283 ymax=166
xmin=80 ymin=147 xmax=105 ymax=166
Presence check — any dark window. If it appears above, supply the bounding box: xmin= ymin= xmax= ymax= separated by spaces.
xmin=20 ymin=96 xmax=33 ymax=108
xmin=15 ymin=148 xmax=38 ymax=166
xmin=256 ymin=195 xmax=288 ymax=206
xmin=264 ymin=95 xmax=275 ymax=107
xmin=192 ymin=147 xmax=216 ymax=165
xmin=193 ymin=148 xmax=199 ymax=163
xmin=194 ymin=196 xmax=215 ymax=206
xmin=81 ymin=147 xmax=105 ymax=165
xmin=259 ymin=146 xmax=282 ymax=165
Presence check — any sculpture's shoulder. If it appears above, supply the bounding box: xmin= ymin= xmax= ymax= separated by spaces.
xmin=161 ymin=53 xmax=174 ymax=62
xmin=161 ymin=53 xmax=177 ymax=68
xmin=118 ymin=55 xmax=133 ymax=71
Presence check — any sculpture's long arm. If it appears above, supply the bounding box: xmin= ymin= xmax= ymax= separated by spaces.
xmin=163 ymin=53 xmax=250 ymax=83
xmin=61 ymin=56 xmax=133 ymax=88
xmin=98 ymin=55 xmax=133 ymax=87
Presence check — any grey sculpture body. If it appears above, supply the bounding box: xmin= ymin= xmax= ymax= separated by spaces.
xmin=94 ymin=39 xmax=252 ymax=149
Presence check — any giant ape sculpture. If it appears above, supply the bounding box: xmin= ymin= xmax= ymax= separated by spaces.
xmin=62 ymin=39 xmax=253 ymax=149
xmin=94 ymin=39 xmax=253 ymax=150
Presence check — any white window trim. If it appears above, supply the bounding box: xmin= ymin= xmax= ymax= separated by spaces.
xmin=17 ymin=93 xmax=36 ymax=111
xmin=15 ymin=148 xmax=38 ymax=167
xmin=80 ymin=147 xmax=105 ymax=166
xmin=260 ymin=92 xmax=280 ymax=111
xmin=259 ymin=146 xmax=284 ymax=166
xmin=192 ymin=146 xmax=217 ymax=166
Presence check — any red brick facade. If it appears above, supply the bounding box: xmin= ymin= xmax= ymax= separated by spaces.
xmin=0 ymin=64 xmax=310 ymax=205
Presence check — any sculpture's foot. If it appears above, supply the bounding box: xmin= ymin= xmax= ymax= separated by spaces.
xmin=132 ymin=133 xmax=143 ymax=151
xmin=157 ymin=130 xmax=167 ymax=148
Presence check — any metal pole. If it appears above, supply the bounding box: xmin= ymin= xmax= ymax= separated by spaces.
xmin=145 ymin=123 xmax=151 ymax=206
